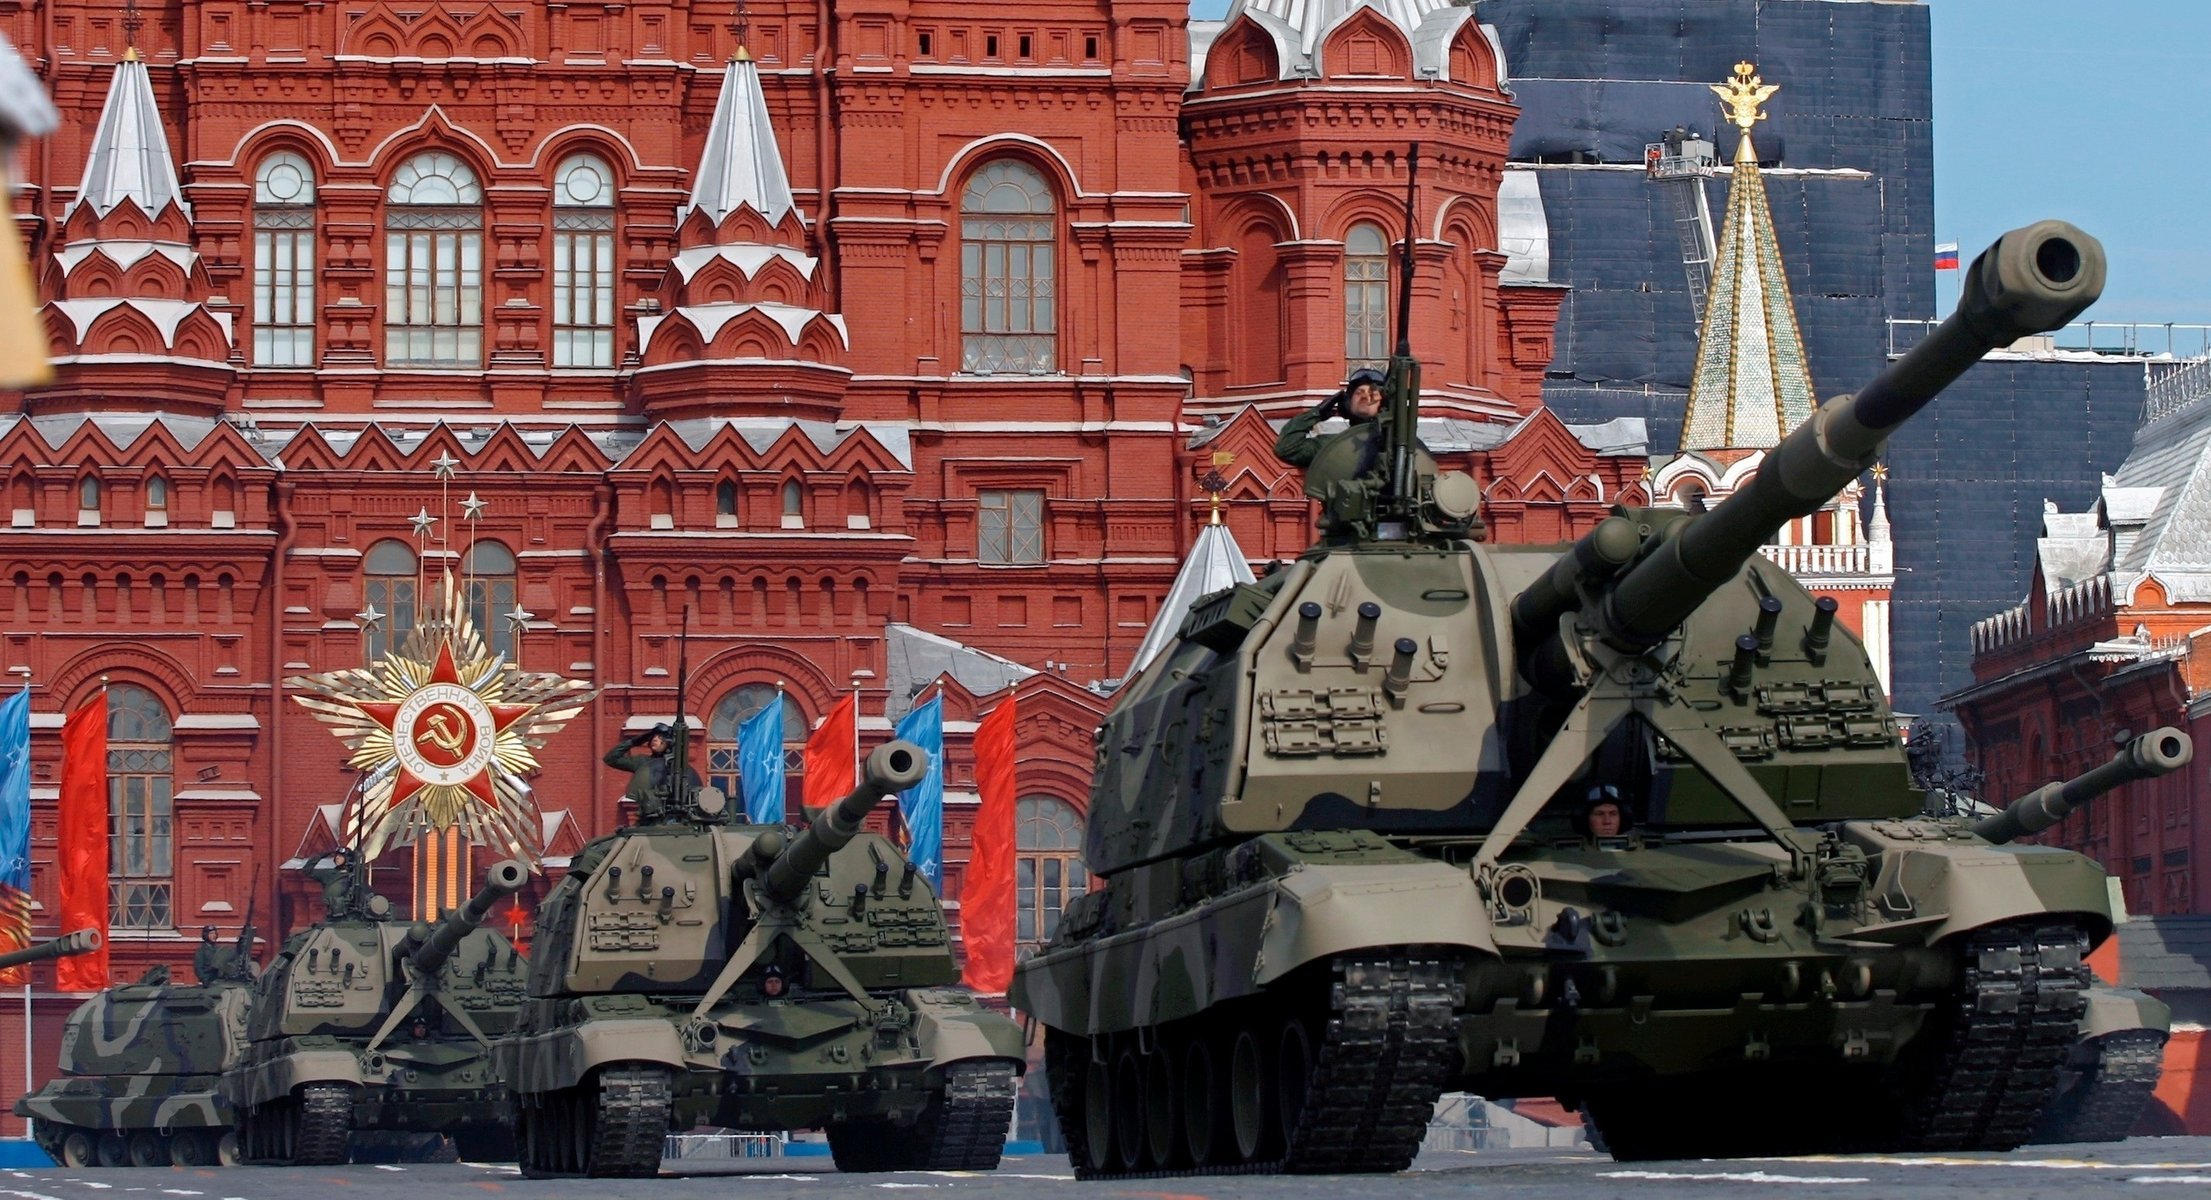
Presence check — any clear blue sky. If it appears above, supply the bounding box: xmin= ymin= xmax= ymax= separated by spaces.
xmin=1188 ymin=0 xmax=2211 ymax=329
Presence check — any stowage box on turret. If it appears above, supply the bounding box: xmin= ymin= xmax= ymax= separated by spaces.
xmin=1011 ymin=221 xmax=2166 ymax=1171
xmin=224 ymin=856 xmax=530 ymax=1165
xmin=16 ymin=928 xmax=256 ymax=1169
xmin=494 ymin=740 xmax=1026 ymax=1178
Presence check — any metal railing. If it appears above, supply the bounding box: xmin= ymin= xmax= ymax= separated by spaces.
xmin=663 ymin=1131 xmax=790 ymax=1160
xmin=1887 ymin=319 xmax=2211 ymax=361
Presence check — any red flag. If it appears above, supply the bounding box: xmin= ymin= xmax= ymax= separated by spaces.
xmin=55 ymin=691 xmax=109 ymax=992
xmin=962 ymin=697 xmax=1018 ymax=994
xmin=802 ymin=693 xmax=857 ymax=814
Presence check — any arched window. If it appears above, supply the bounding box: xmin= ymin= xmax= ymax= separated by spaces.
xmin=464 ymin=540 xmax=518 ymax=659
xmin=551 ymin=154 xmax=616 ymax=368
xmin=144 ymin=475 xmax=168 ymax=528
xmin=715 ymin=480 xmax=740 ymax=527
xmin=253 ymin=151 xmax=317 ymax=366
xmin=385 ymin=152 xmax=484 ymax=365
xmin=1344 ymin=222 xmax=1390 ymax=370
xmin=959 ymin=160 xmax=1057 ymax=374
xmin=707 ymin=685 xmax=809 ymax=819
xmin=108 ymin=684 xmax=174 ymax=930
xmin=781 ymin=479 xmax=804 ymax=529
xmin=1017 ymin=798 xmax=1087 ymax=951
xmin=362 ymin=539 xmax=419 ymax=662
xmin=77 ymin=477 xmax=100 ymax=525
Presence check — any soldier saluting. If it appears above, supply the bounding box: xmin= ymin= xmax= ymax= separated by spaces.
xmin=605 ymin=722 xmax=702 ymax=825
xmin=1273 ymin=367 xmax=1387 ymax=469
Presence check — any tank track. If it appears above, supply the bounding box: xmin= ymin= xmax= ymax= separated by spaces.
xmin=924 ymin=1062 xmax=1021 ymax=1169
xmin=1071 ymin=951 xmax=1462 ymax=1179
xmin=1902 ymin=921 xmax=2089 ymax=1152
xmin=2035 ymin=1029 xmax=2168 ymax=1144
xmin=293 ymin=1083 xmax=354 ymax=1166
xmin=586 ymin=1066 xmax=671 ymax=1178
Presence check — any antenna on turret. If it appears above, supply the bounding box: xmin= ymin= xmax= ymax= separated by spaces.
xmin=668 ymin=606 xmax=693 ymax=818
xmin=1381 ymin=144 xmax=1424 ymax=526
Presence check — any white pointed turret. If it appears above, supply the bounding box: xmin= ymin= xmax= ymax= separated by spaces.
xmin=68 ymin=49 xmax=189 ymax=221
xmin=1129 ymin=519 xmax=1258 ymax=676
xmin=681 ymin=49 xmax=796 ymax=228
xmin=1869 ymin=466 xmax=1894 ymax=575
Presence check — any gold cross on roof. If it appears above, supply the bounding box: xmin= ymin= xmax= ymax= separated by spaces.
xmin=1713 ymin=61 xmax=1779 ymax=132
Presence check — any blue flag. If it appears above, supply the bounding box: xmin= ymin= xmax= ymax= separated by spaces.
xmin=893 ymin=695 xmax=945 ymax=887
xmin=0 ymin=689 xmax=32 ymax=962
xmin=0 ymin=689 xmax=29 ymax=893
xmin=737 ymin=697 xmax=787 ymax=826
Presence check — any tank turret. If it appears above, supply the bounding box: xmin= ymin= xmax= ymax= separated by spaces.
xmin=1975 ymin=727 xmax=2192 ymax=845
xmin=498 ymin=736 xmax=1024 ymax=1179
xmin=408 ymin=858 xmax=529 ymax=977
xmin=1523 ymin=220 xmax=2105 ymax=684
xmin=752 ymin=742 xmax=929 ymax=902
xmin=0 ymin=928 xmax=99 ymax=971
xmin=1015 ymin=223 xmax=2147 ymax=1175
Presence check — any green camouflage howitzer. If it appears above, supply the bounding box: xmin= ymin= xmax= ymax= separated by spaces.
xmin=1011 ymin=221 xmax=2138 ymax=1172
xmin=495 ymin=740 xmax=1025 ymax=1178
xmin=225 ymin=858 xmax=531 ymax=1165
xmin=18 ymin=926 xmax=263 ymax=1171
xmin=0 ymin=928 xmax=98 ymax=971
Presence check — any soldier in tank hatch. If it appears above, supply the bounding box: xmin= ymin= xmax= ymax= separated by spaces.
xmin=1272 ymin=367 xmax=1387 ymax=469
xmin=605 ymin=721 xmax=702 ymax=824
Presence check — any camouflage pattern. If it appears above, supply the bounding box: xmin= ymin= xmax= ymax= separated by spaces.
xmin=1013 ymin=222 xmax=2144 ymax=1171
xmin=495 ymin=740 xmax=1026 ymax=1178
xmin=15 ymin=930 xmax=247 ymax=1169
xmin=222 ymin=857 xmax=530 ymax=1165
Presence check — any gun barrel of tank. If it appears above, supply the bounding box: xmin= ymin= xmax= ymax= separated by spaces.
xmin=1594 ymin=222 xmax=2105 ymax=653
xmin=761 ymin=740 xmax=930 ymax=904
xmin=407 ymin=859 xmax=529 ymax=975
xmin=1975 ymin=727 xmax=2192 ymax=845
xmin=0 ymin=928 xmax=101 ymax=971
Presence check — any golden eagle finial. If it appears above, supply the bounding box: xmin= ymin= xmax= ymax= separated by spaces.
xmin=1712 ymin=61 xmax=1779 ymax=132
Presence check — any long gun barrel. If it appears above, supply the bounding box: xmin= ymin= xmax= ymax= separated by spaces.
xmin=0 ymin=929 xmax=101 ymax=971
xmin=1526 ymin=221 xmax=2105 ymax=672
xmin=761 ymin=740 xmax=931 ymax=904
xmin=408 ymin=859 xmax=529 ymax=976
xmin=1975 ymin=727 xmax=2192 ymax=845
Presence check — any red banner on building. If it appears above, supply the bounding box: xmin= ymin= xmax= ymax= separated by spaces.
xmin=962 ymin=697 xmax=1018 ymax=994
xmin=55 ymin=691 xmax=109 ymax=992
xmin=801 ymin=693 xmax=857 ymax=815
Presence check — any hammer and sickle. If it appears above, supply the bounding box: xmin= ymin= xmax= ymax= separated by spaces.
xmin=416 ymin=711 xmax=468 ymax=756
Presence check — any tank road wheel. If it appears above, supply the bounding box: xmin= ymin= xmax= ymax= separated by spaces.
xmin=290 ymin=1084 xmax=354 ymax=1166
xmin=1082 ymin=1052 xmax=1115 ymax=1169
xmin=216 ymin=1130 xmax=242 ymax=1168
xmin=59 ymin=1128 xmax=96 ymax=1169
xmin=126 ymin=1131 xmax=167 ymax=1168
xmin=1143 ymin=1042 xmax=1180 ymax=1170
xmin=95 ymin=1133 xmax=128 ymax=1168
xmin=827 ymin=1062 xmax=1019 ymax=1173
xmin=1274 ymin=1017 xmax=1314 ymax=1156
xmin=1180 ymin=1036 xmax=1224 ymax=1168
xmin=1111 ymin=1047 xmax=1145 ymax=1171
xmin=168 ymin=1130 xmax=213 ymax=1167
xmin=1227 ymin=1026 xmax=1271 ymax=1164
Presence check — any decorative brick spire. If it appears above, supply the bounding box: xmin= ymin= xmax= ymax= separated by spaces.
xmin=35 ymin=51 xmax=233 ymax=412
xmin=1680 ymin=62 xmax=1815 ymax=453
xmin=635 ymin=45 xmax=847 ymax=420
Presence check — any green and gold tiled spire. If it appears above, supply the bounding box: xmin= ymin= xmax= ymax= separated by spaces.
xmin=1681 ymin=62 xmax=1816 ymax=452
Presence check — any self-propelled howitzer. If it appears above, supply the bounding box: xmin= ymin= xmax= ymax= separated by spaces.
xmin=498 ymin=740 xmax=1025 ymax=1179
xmin=1013 ymin=222 xmax=2131 ymax=1173
xmin=0 ymin=929 xmax=99 ymax=970
xmin=227 ymin=859 xmax=531 ymax=1166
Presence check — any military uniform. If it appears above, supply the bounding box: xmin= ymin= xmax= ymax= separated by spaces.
xmin=604 ymin=730 xmax=702 ymax=824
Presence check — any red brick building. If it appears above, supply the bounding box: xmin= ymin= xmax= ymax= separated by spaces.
xmin=1950 ymin=391 xmax=2211 ymax=918
xmin=0 ymin=0 xmax=1650 ymax=1126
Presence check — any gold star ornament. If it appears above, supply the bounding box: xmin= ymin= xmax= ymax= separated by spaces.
xmin=289 ymin=572 xmax=593 ymax=868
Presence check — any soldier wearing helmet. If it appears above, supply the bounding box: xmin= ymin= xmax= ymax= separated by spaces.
xmin=1272 ymin=367 xmax=1388 ymax=469
xmin=605 ymin=721 xmax=702 ymax=825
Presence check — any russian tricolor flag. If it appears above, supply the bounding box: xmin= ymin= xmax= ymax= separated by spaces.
xmin=1934 ymin=242 xmax=1961 ymax=271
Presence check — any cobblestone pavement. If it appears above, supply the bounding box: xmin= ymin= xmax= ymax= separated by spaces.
xmin=4 ymin=1140 xmax=2209 ymax=1200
